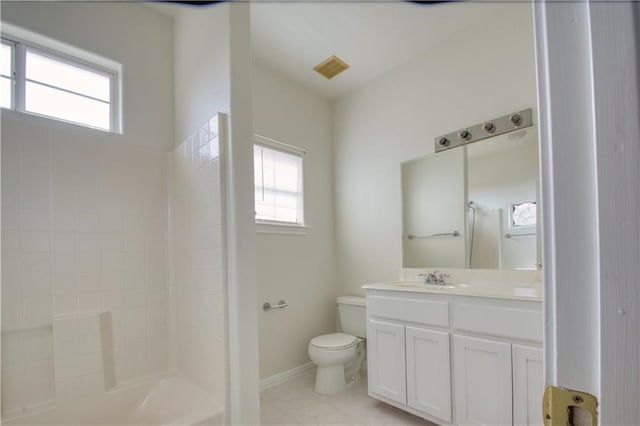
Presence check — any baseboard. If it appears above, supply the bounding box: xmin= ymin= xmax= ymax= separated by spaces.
xmin=259 ymin=362 xmax=315 ymax=391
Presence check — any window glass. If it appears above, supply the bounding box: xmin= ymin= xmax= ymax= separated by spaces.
xmin=1 ymin=43 xmax=11 ymax=77
xmin=511 ymin=201 xmax=536 ymax=228
xmin=1 ymin=42 xmax=12 ymax=108
xmin=254 ymin=145 xmax=304 ymax=225
xmin=26 ymin=81 xmax=110 ymax=130
xmin=0 ymin=34 xmax=118 ymax=131
xmin=26 ymin=50 xmax=110 ymax=101
xmin=0 ymin=77 xmax=11 ymax=109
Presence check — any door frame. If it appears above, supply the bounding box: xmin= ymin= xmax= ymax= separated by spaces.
xmin=533 ymin=1 xmax=640 ymax=423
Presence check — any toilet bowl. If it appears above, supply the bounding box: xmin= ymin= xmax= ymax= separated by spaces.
xmin=308 ymin=296 xmax=366 ymax=394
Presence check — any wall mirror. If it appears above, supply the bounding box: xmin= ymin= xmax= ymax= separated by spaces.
xmin=402 ymin=125 xmax=540 ymax=270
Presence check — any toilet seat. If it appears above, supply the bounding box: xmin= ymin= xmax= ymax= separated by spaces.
xmin=310 ymin=333 xmax=357 ymax=351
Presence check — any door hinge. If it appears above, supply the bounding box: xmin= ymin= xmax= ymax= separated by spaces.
xmin=543 ymin=386 xmax=598 ymax=426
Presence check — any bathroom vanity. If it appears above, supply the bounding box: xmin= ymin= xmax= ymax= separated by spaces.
xmin=363 ymin=277 xmax=543 ymax=426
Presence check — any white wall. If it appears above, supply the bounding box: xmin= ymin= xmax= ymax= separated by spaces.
xmin=173 ymin=6 xmax=230 ymax=145
xmin=1 ymin=113 xmax=170 ymax=414
xmin=0 ymin=3 xmax=174 ymax=416
xmin=252 ymin=63 xmax=337 ymax=379
xmin=1 ymin=2 xmax=175 ymax=152
xmin=333 ymin=3 xmax=537 ymax=295
xmin=173 ymin=5 xmax=260 ymax=422
xmin=168 ymin=116 xmax=226 ymax=405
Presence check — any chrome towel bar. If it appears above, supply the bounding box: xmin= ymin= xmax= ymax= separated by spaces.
xmin=407 ymin=231 xmax=460 ymax=240
xmin=504 ymin=232 xmax=536 ymax=239
xmin=263 ymin=300 xmax=288 ymax=311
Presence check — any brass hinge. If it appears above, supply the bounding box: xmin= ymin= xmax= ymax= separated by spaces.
xmin=543 ymin=386 xmax=598 ymax=426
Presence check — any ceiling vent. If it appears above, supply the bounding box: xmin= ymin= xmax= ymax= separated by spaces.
xmin=313 ymin=55 xmax=350 ymax=80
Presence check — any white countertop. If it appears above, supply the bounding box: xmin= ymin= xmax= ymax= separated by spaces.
xmin=362 ymin=281 xmax=543 ymax=301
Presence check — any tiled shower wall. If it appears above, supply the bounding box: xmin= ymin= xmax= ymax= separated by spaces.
xmin=1 ymin=125 xmax=169 ymax=414
xmin=168 ymin=114 xmax=227 ymax=406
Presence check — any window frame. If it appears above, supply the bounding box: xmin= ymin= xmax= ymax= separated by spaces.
xmin=1 ymin=25 xmax=121 ymax=133
xmin=507 ymin=200 xmax=537 ymax=235
xmin=1 ymin=39 xmax=15 ymax=110
xmin=253 ymin=134 xmax=308 ymax=235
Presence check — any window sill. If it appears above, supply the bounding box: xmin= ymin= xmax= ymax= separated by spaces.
xmin=256 ymin=222 xmax=308 ymax=236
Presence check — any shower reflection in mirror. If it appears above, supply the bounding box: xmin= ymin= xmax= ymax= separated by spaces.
xmin=402 ymin=124 xmax=541 ymax=271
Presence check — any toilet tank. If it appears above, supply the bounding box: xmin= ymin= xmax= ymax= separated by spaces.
xmin=337 ymin=296 xmax=367 ymax=338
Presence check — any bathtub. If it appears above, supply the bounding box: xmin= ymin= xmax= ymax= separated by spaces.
xmin=2 ymin=375 xmax=224 ymax=426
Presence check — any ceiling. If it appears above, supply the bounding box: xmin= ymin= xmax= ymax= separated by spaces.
xmin=147 ymin=1 xmax=512 ymax=100
xmin=250 ymin=2 xmax=502 ymax=100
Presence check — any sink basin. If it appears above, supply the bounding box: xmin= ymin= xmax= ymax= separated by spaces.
xmin=385 ymin=281 xmax=457 ymax=290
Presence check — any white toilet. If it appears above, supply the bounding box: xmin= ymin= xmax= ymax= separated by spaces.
xmin=308 ymin=296 xmax=366 ymax=394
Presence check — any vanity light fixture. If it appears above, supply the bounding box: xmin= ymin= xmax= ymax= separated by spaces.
xmin=434 ymin=108 xmax=533 ymax=153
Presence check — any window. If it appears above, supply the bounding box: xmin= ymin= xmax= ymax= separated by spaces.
xmin=1 ymin=41 xmax=13 ymax=109
xmin=509 ymin=201 xmax=536 ymax=228
xmin=1 ymin=27 xmax=119 ymax=132
xmin=254 ymin=135 xmax=305 ymax=232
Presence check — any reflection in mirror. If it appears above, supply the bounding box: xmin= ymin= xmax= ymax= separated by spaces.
xmin=402 ymin=125 xmax=540 ymax=270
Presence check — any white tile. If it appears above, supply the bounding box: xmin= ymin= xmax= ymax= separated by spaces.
xmin=2 ymin=230 xmax=21 ymax=252
xmin=100 ymin=208 xmax=122 ymax=233
xmin=78 ymin=292 xmax=102 ymax=313
xmin=22 ymin=209 xmax=50 ymax=231
xmin=52 ymin=209 xmax=75 ymax=232
xmin=101 ymin=233 xmax=124 ymax=251
xmin=22 ymin=180 xmax=51 ymax=210
xmin=260 ymin=373 xmax=436 ymax=426
xmin=22 ymin=252 xmax=51 ymax=275
xmin=123 ymin=290 xmax=146 ymax=308
xmin=54 ymin=294 xmax=78 ymax=315
xmin=102 ymin=270 xmax=125 ymax=292
xmin=54 ymin=252 xmax=76 ymax=275
xmin=77 ymin=274 xmax=102 ymax=294
xmin=102 ymin=252 xmax=124 ymax=271
xmin=2 ymin=207 xmax=21 ymax=231
xmin=123 ymin=214 xmax=145 ymax=252
xmin=125 ymin=307 xmax=147 ymax=340
xmin=23 ymin=330 xmax=53 ymax=362
xmin=23 ymin=296 xmax=52 ymax=327
xmin=52 ymin=190 xmax=76 ymax=211
xmin=52 ymin=232 xmax=75 ymax=252
xmin=76 ymin=251 xmax=102 ymax=275
xmin=1 ymin=334 xmax=25 ymax=367
xmin=22 ymin=274 xmax=52 ymax=297
xmin=22 ymin=231 xmax=51 ymax=252
xmin=102 ymin=291 xmax=124 ymax=310
xmin=1 ymin=364 xmax=29 ymax=412
xmin=75 ymin=209 xmax=101 ymax=233
xmin=53 ymin=271 xmax=77 ymax=295
xmin=1 ymin=298 xmax=24 ymax=330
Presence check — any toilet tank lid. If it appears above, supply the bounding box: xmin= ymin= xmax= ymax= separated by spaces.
xmin=337 ymin=296 xmax=366 ymax=306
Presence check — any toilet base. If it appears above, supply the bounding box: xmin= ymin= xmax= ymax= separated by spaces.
xmin=314 ymin=365 xmax=346 ymax=394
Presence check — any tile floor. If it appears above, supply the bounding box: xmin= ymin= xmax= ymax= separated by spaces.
xmin=260 ymin=369 xmax=436 ymax=425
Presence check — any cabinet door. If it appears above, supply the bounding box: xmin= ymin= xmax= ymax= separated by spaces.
xmin=513 ymin=345 xmax=544 ymax=426
xmin=453 ymin=335 xmax=513 ymax=426
xmin=406 ymin=327 xmax=452 ymax=423
xmin=367 ymin=319 xmax=406 ymax=404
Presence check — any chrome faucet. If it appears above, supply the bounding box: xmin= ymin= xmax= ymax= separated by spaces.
xmin=418 ymin=272 xmax=437 ymax=284
xmin=419 ymin=271 xmax=450 ymax=285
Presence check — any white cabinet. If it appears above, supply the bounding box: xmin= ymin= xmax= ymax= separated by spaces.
xmin=406 ymin=327 xmax=452 ymax=423
xmin=367 ymin=319 xmax=406 ymax=404
xmin=513 ymin=345 xmax=544 ymax=426
xmin=365 ymin=291 xmax=543 ymax=426
xmin=453 ymin=335 xmax=513 ymax=426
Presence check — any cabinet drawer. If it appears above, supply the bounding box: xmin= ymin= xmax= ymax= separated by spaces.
xmin=368 ymin=295 xmax=449 ymax=327
xmin=452 ymin=303 xmax=542 ymax=342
